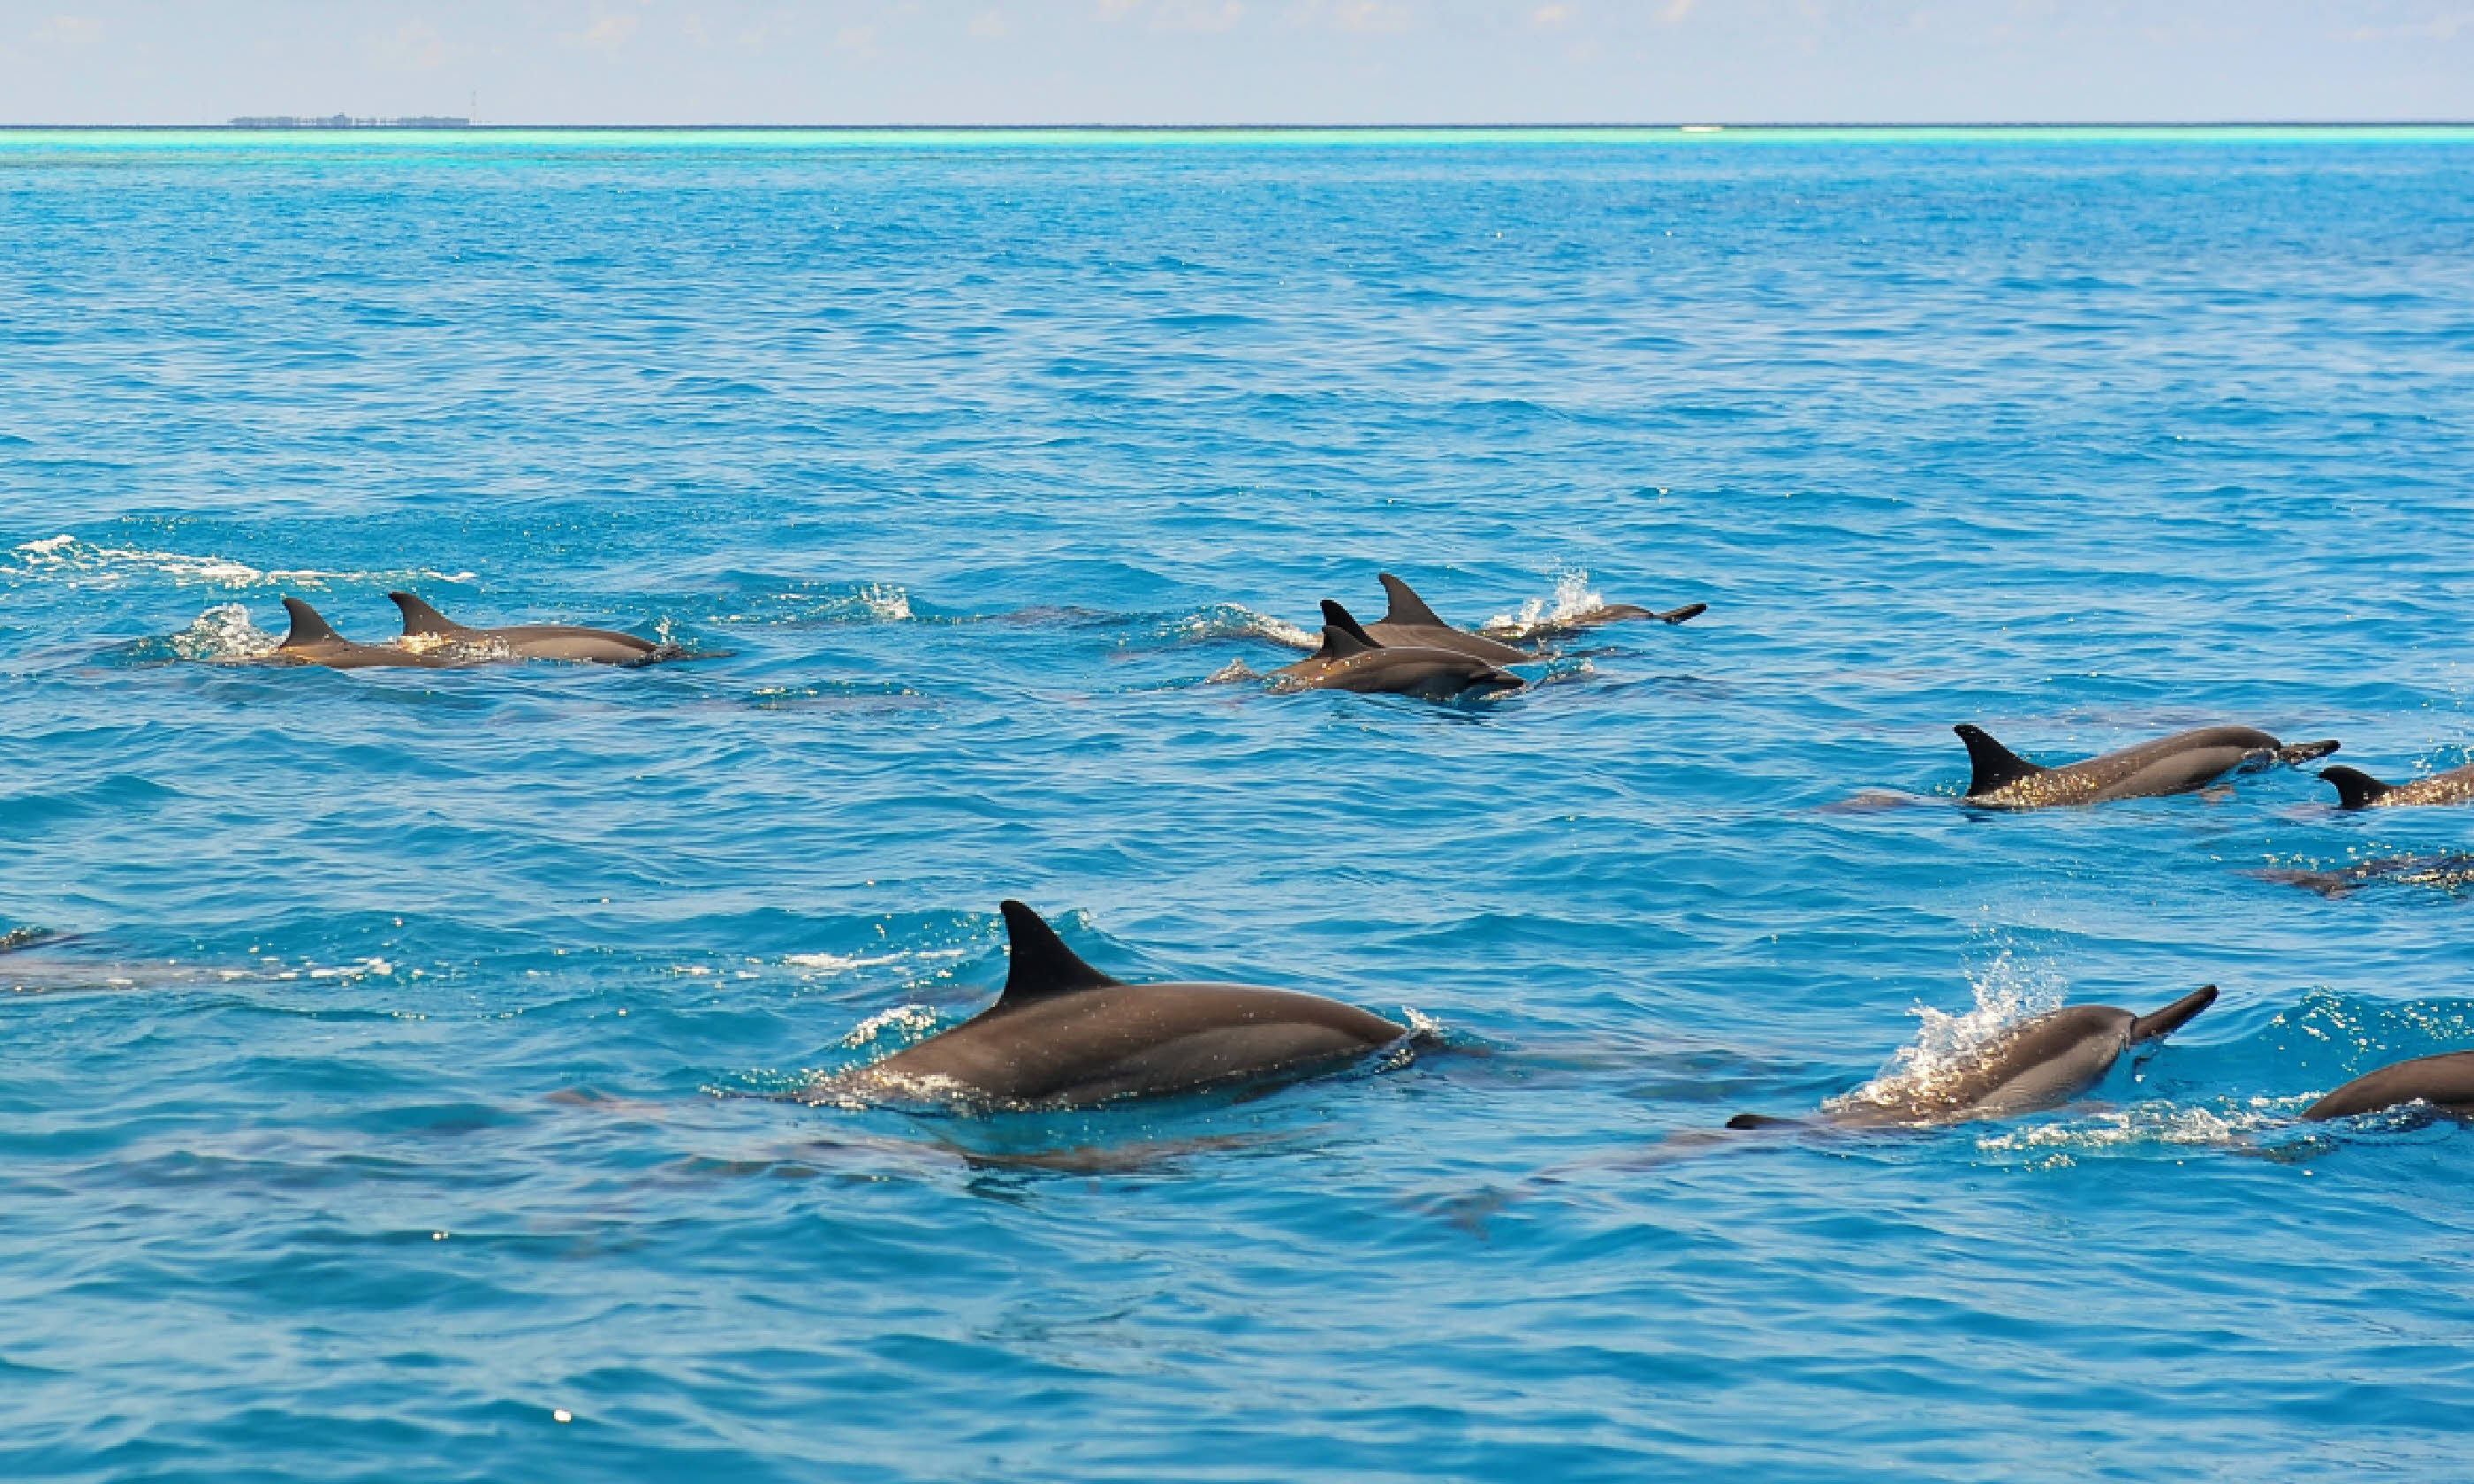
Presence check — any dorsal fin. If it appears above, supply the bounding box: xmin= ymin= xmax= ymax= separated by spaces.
xmin=1314 ymin=600 xmax=1381 ymax=659
xmin=280 ymin=596 xmax=345 ymax=647
xmin=2129 ymin=985 xmax=2217 ymax=1043
xmin=1955 ymin=724 xmax=2045 ymax=797
xmin=388 ymin=591 xmax=467 ymax=638
xmin=998 ymin=900 xmax=1122 ymax=1004
xmin=2320 ymin=766 xmax=2394 ymax=810
xmin=1377 ymin=572 xmax=1448 ymax=630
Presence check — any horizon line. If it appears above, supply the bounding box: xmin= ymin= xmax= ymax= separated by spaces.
xmin=4 ymin=119 xmax=2472 ymax=132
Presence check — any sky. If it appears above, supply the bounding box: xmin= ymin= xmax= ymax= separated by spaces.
xmin=0 ymin=0 xmax=2469 ymax=126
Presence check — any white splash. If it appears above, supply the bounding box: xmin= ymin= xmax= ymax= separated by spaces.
xmin=1166 ymin=604 xmax=1318 ymax=651
xmin=169 ymin=603 xmax=283 ymax=661
xmin=1480 ymin=570 xmax=1605 ymax=638
xmin=307 ymin=957 xmax=394 ymax=981
xmin=857 ymin=584 xmax=912 ymax=622
xmin=1972 ymin=1099 xmax=2296 ymax=1162
xmin=10 ymin=534 xmax=473 ymax=591
xmin=1824 ymin=949 xmax=2067 ymax=1118
xmin=785 ymin=948 xmax=965 ymax=977
xmin=837 ymin=1003 xmax=941 ymax=1049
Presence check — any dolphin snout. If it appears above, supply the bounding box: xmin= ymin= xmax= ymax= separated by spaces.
xmin=2128 ymin=984 xmax=2218 ymax=1044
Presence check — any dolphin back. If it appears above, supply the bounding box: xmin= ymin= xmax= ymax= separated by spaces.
xmin=998 ymin=899 xmax=1124 ymax=1004
xmin=1955 ymin=724 xmax=2045 ymax=798
xmin=2303 ymin=1050 xmax=2474 ymax=1122
xmin=1317 ymin=600 xmax=1382 ymax=657
xmin=280 ymin=596 xmax=346 ymax=647
xmin=1377 ymin=572 xmax=1450 ymax=630
xmin=2320 ymin=766 xmax=2395 ymax=810
xmin=389 ymin=591 xmax=467 ymax=638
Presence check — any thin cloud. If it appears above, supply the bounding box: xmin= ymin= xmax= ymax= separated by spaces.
xmin=32 ymin=14 xmax=104 ymax=45
xmin=1150 ymin=0 xmax=1247 ymax=32
xmin=1332 ymin=0 xmax=1411 ymax=32
xmin=970 ymin=10 xmax=1013 ymax=39
xmin=565 ymin=12 xmax=641 ymax=52
xmin=370 ymin=19 xmax=451 ymax=72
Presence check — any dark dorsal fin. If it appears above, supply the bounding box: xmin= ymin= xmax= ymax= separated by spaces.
xmin=1955 ymin=724 xmax=2045 ymax=797
xmin=1725 ymin=1112 xmax=1810 ymax=1131
xmin=2320 ymin=766 xmax=2392 ymax=810
xmin=388 ymin=591 xmax=467 ymax=638
xmin=1313 ymin=600 xmax=1381 ymax=659
xmin=280 ymin=596 xmax=345 ymax=647
xmin=1377 ymin=572 xmax=1448 ymax=630
xmin=998 ymin=899 xmax=1122 ymax=1005
xmin=2129 ymin=985 xmax=2217 ymax=1043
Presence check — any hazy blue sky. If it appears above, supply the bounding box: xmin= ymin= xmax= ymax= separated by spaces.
xmin=2 ymin=1 xmax=2468 ymax=126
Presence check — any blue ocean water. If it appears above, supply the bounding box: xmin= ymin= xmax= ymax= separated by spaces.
xmin=4 ymin=126 xmax=2473 ymax=1480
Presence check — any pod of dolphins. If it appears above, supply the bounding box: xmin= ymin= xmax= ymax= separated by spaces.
xmin=245 ymin=568 xmax=2474 ymax=1136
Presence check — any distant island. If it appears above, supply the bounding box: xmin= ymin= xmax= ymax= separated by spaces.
xmin=228 ymin=115 xmax=468 ymax=130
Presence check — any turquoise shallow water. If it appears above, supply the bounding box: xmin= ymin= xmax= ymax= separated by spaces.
xmin=4 ymin=129 xmax=2474 ymax=1480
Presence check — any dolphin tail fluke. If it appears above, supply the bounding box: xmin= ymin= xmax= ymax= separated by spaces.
xmin=1317 ymin=600 xmax=1382 ymax=658
xmin=1724 ymin=1112 xmax=1809 ymax=1131
xmin=2129 ymin=985 xmax=2218 ymax=1043
xmin=2320 ymin=766 xmax=2393 ymax=810
xmin=1375 ymin=572 xmax=1447 ymax=630
xmin=1658 ymin=602 xmax=1708 ymax=625
xmin=997 ymin=900 xmax=1123 ymax=1004
xmin=280 ymin=596 xmax=345 ymax=647
xmin=388 ymin=591 xmax=466 ymax=638
xmin=2278 ymin=738 xmax=2340 ymax=766
xmin=1954 ymin=724 xmax=2044 ymax=798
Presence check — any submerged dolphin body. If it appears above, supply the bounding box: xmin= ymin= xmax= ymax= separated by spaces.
xmin=2303 ymin=1051 xmax=2474 ymax=1121
xmin=275 ymin=597 xmax=454 ymax=670
xmin=817 ymin=900 xmax=1409 ymax=1109
xmin=388 ymin=591 xmax=667 ymax=665
xmin=1268 ymin=601 xmax=1522 ymax=700
xmin=1955 ymin=724 xmax=2339 ymax=808
xmin=1726 ymin=986 xmax=2219 ymax=1130
xmin=2319 ymin=761 xmax=2474 ymax=811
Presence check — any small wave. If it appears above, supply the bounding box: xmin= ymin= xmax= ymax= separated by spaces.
xmin=9 ymin=534 xmax=472 ymax=592
xmin=1825 ymin=949 xmax=2068 ymax=1119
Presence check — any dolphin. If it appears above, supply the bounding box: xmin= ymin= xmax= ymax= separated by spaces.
xmin=816 ymin=900 xmax=1410 ymax=1109
xmin=388 ymin=591 xmax=668 ymax=665
xmin=1268 ymin=601 xmax=1522 ymax=700
xmin=275 ymin=597 xmax=455 ymax=670
xmin=1370 ymin=572 xmax=1704 ymax=657
xmin=1955 ymin=724 xmax=2339 ymax=808
xmin=1477 ymin=598 xmax=1708 ymax=640
xmin=1362 ymin=574 xmax=1538 ymax=663
xmin=2303 ymin=1051 xmax=2474 ymax=1121
xmin=2319 ymin=761 xmax=2474 ymax=811
xmin=1726 ymin=986 xmax=2218 ymax=1130
xmin=2250 ymin=852 xmax=2474 ymax=898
